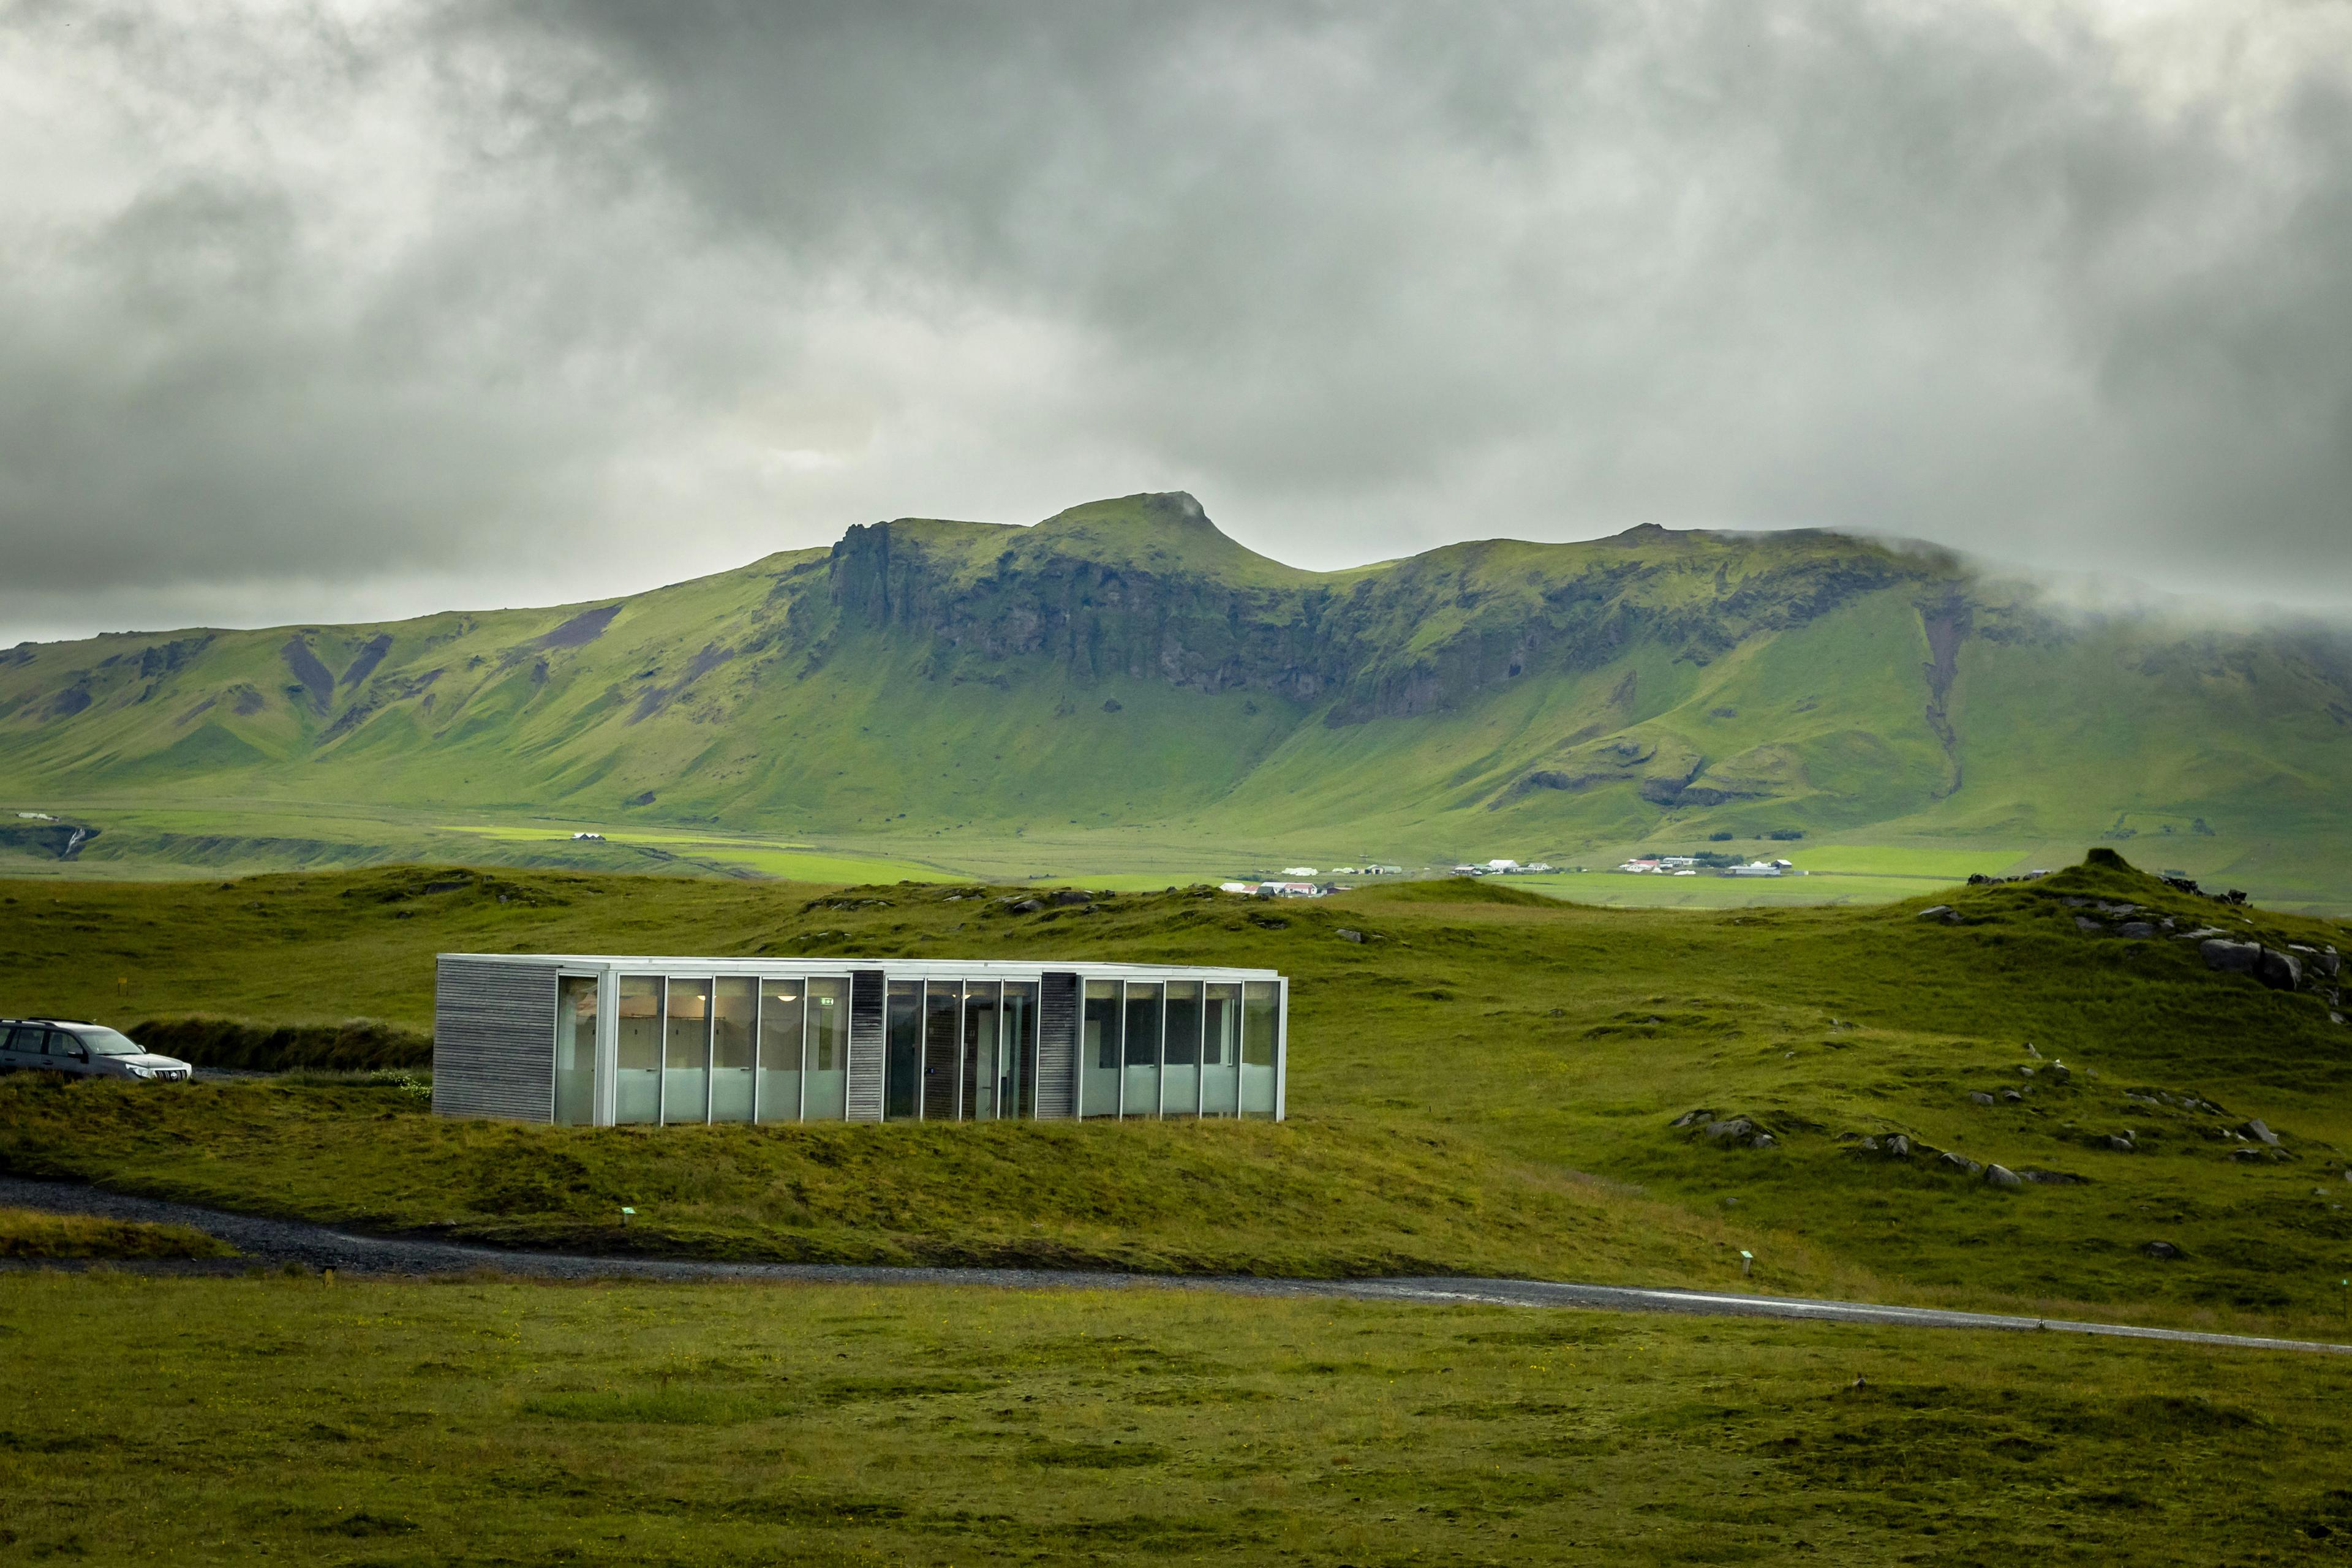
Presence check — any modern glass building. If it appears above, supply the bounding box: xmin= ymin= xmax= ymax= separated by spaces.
xmin=432 ymin=955 xmax=1287 ymax=1126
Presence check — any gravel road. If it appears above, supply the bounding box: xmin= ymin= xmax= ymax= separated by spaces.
xmin=6 ymin=1175 xmax=2345 ymax=1355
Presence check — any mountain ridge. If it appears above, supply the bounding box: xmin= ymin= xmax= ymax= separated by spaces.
xmin=3 ymin=492 xmax=2349 ymax=902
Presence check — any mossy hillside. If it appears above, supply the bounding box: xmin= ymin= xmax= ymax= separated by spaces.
xmin=11 ymin=1273 xmax=2351 ymax=1567
xmin=2 ymin=854 xmax=2350 ymax=1324
xmin=5 ymin=493 xmax=2350 ymax=905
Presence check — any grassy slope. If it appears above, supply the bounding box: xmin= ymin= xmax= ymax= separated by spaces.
xmin=6 ymin=1273 xmax=2350 ymax=1567
xmin=3 ymin=855 xmax=2350 ymax=1330
xmin=2 ymin=496 xmax=2348 ymax=905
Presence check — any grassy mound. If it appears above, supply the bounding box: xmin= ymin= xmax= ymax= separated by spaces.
xmin=129 ymin=1015 xmax=431 ymax=1072
xmin=0 ymin=1205 xmax=232 ymax=1260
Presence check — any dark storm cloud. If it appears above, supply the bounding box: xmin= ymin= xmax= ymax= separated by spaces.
xmin=4 ymin=1 xmax=2350 ymax=642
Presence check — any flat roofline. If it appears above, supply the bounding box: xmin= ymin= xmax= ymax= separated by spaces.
xmin=440 ymin=953 xmax=1285 ymax=979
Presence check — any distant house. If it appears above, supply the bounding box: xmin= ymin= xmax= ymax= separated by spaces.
xmin=1263 ymin=881 xmax=1328 ymax=899
xmin=1486 ymin=858 xmax=1521 ymax=872
xmin=1363 ymin=864 xmax=1404 ymax=875
xmin=1618 ymin=859 xmax=1662 ymax=873
xmin=571 ymin=831 xmax=606 ymax=841
xmin=1724 ymin=862 xmax=1782 ymax=878
xmin=1282 ymin=866 xmax=1318 ymax=876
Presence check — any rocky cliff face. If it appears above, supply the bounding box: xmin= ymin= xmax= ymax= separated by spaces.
xmin=824 ymin=496 xmax=1960 ymax=724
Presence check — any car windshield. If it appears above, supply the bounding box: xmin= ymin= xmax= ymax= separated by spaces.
xmin=74 ymin=1028 xmax=146 ymax=1057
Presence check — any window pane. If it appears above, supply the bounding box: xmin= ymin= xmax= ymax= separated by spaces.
xmin=923 ymin=982 xmax=962 ymax=1121
xmin=1202 ymin=984 xmax=1241 ymax=1116
xmin=884 ymin=981 xmax=922 ymax=1120
xmin=1161 ymin=980 xmax=1202 ymax=1118
xmin=710 ymin=977 xmax=755 ymax=1123
xmin=1242 ymin=981 xmax=1279 ymax=1118
xmin=961 ymin=982 xmax=1000 ymax=1120
xmin=616 ymin=976 xmax=661 ymax=1124
xmin=664 ymin=978 xmax=711 ymax=1124
xmin=1121 ymin=982 xmax=1162 ymax=1119
xmin=804 ymin=978 xmax=850 ymax=1120
xmin=1081 ymin=981 xmax=1121 ymax=1120
xmin=756 ymin=979 xmax=805 ymax=1123
xmin=1003 ymin=982 xmax=1037 ymax=1120
xmin=554 ymin=976 xmax=599 ymax=1125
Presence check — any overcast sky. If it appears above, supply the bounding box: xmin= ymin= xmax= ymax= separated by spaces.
xmin=4 ymin=1 xmax=2350 ymax=645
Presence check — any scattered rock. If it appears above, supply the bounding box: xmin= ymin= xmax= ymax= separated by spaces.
xmin=1009 ymin=899 xmax=1043 ymax=914
xmin=2316 ymin=948 xmax=2344 ymax=978
xmin=1670 ymin=1108 xmax=1716 ymax=1129
xmin=2258 ymin=948 xmax=2303 ymax=991
xmin=2230 ymin=1148 xmax=2271 ymax=1163
xmin=1937 ymin=1151 xmax=1983 ymax=1175
xmin=1751 ymin=1133 xmax=1777 ymax=1148
xmin=1967 ymin=1091 xmax=1997 ymax=1106
xmin=2101 ymin=1134 xmax=2136 ymax=1153
xmin=1884 ymin=1134 xmax=1912 ymax=1158
xmin=1917 ymin=905 xmax=1960 ymax=923
xmin=2074 ymin=916 xmax=2105 ymax=934
xmin=2200 ymin=938 xmax=2263 ymax=975
xmin=2239 ymin=1118 xmax=2280 ymax=1147
xmin=2143 ymin=1240 xmax=2184 ymax=1261
xmin=2116 ymin=922 xmax=2157 ymax=939
xmin=2018 ymin=1168 xmax=2087 ymax=1185
xmin=1335 ymin=927 xmax=1365 ymax=944
xmin=2001 ymin=1090 xmax=2024 ymax=1103
xmin=1983 ymin=1164 xmax=2024 ymax=1189
xmin=1701 ymin=1117 xmax=1758 ymax=1144
xmin=1049 ymin=889 xmax=1092 ymax=907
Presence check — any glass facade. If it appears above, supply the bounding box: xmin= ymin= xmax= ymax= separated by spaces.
xmin=469 ymin=960 xmax=1280 ymax=1128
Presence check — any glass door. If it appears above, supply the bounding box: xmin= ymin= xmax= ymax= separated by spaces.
xmin=1003 ymin=982 xmax=1038 ymax=1119
xmin=884 ymin=981 xmax=922 ymax=1120
xmin=616 ymin=976 xmax=661 ymax=1124
xmin=923 ymin=982 xmax=962 ymax=1120
xmin=1161 ymin=981 xmax=1202 ymax=1118
xmin=805 ymin=978 xmax=850 ymax=1120
xmin=663 ymin=978 xmax=712 ymax=1124
xmin=554 ymin=975 xmax=599 ymax=1125
xmin=961 ymin=982 xmax=1000 ymax=1120
xmin=1122 ymin=982 xmax=1163 ymax=1118
xmin=1202 ymin=983 xmax=1241 ymax=1116
xmin=755 ymin=979 xmax=805 ymax=1123
xmin=710 ymin=978 xmax=755 ymax=1123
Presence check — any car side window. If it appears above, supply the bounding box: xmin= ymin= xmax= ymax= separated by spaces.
xmin=1 ymin=1026 xmax=31 ymax=1053
xmin=55 ymin=1033 xmax=87 ymax=1060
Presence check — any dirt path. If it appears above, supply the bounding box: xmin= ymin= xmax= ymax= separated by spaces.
xmin=6 ymin=1175 xmax=2345 ymax=1355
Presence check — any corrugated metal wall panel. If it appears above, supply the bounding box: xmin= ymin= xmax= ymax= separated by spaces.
xmin=433 ymin=957 xmax=558 ymax=1121
xmin=845 ymin=969 xmax=885 ymax=1122
xmin=1036 ymin=970 xmax=1077 ymax=1119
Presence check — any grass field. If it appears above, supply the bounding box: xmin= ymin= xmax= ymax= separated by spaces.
xmin=4 ymin=1272 xmax=2350 ymax=1566
xmin=4 ymin=850 xmax=2352 ymax=1333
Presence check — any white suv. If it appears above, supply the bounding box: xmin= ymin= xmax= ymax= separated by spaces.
xmin=0 ymin=1020 xmax=191 ymax=1082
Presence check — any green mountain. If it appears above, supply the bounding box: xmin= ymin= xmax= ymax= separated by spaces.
xmin=5 ymin=491 xmax=2351 ymax=903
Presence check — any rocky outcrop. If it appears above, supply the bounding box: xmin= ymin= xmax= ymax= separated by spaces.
xmin=825 ymin=496 xmax=1948 ymax=726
